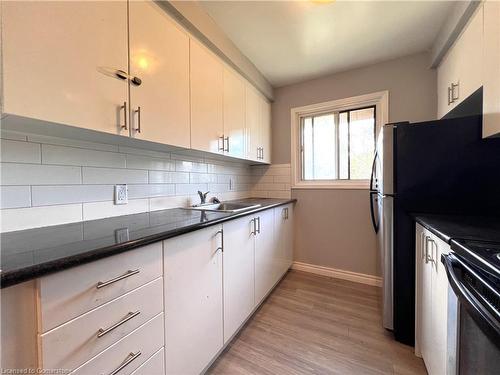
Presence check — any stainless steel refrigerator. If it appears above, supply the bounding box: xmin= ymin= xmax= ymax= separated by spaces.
xmin=369 ymin=88 xmax=500 ymax=345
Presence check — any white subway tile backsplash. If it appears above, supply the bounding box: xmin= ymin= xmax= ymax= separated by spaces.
xmin=0 ymin=186 xmax=31 ymax=209
xmin=31 ymin=185 xmax=113 ymax=206
xmin=128 ymin=184 xmax=175 ymax=199
xmin=118 ymin=145 xmax=171 ymax=159
xmin=1 ymin=139 xmax=41 ymax=163
xmin=175 ymin=183 xmax=208 ymax=196
xmin=82 ymin=199 xmax=150 ymax=221
xmin=175 ymin=160 xmax=207 ymax=173
xmin=1 ymin=163 xmax=82 ymax=185
xmin=149 ymin=171 xmax=189 ymax=184
xmin=42 ymin=144 xmax=126 ymax=168
xmin=190 ymin=173 xmax=217 ymax=183
xmin=0 ymin=130 xmax=287 ymax=231
xmin=0 ymin=204 xmax=82 ymax=232
xmin=82 ymin=167 xmax=148 ymax=184
xmin=28 ymin=134 xmax=119 ymax=152
xmin=125 ymin=154 xmax=175 ymax=171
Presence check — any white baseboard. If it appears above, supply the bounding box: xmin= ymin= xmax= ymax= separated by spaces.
xmin=291 ymin=261 xmax=382 ymax=287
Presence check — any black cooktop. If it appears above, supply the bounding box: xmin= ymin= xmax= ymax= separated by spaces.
xmin=451 ymin=239 xmax=500 ymax=278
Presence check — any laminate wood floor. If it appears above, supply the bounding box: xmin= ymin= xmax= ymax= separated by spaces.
xmin=207 ymin=270 xmax=426 ymax=375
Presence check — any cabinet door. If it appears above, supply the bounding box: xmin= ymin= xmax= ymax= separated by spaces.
xmin=429 ymin=235 xmax=450 ymax=375
xmin=223 ymin=67 xmax=246 ymax=158
xmin=129 ymin=1 xmax=190 ymax=148
xmin=454 ymin=5 xmax=483 ymax=105
xmin=261 ymin=98 xmax=272 ymax=163
xmin=437 ymin=48 xmax=457 ymax=119
xmin=414 ymin=224 xmax=425 ymax=357
xmin=284 ymin=204 xmax=294 ymax=270
xmin=483 ymin=0 xmax=500 ymax=138
xmin=190 ymin=40 xmax=224 ymax=154
xmin=164 ymin=226 xmax=223 ymax=375
xmin=245 ymin=85 xmax=261 ymax=161
xmin=2 ymin=1 xmax=128 ymax=135
xmin=255 ymin=209 xmax=277 ymax=305
xmin=420 ymin=230 xmax=434 ymax=372
xmin=222 ymin=216 xmax=255 ymax=343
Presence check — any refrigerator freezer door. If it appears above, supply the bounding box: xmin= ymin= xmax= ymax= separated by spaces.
xmin=378 ymin=194 xmax=394 ymax=330
xmin=376 ymin=124 xmax=395 ymax=195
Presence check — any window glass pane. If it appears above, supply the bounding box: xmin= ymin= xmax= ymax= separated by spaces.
xmin=302 ymin=117 xmax=313 ymax=180
xmin=313 ymin=114 xmax=336 ymax=179
xmin=349 ymin=107 xmax=375 ymax=179
xmin=338 ymin=112 xmax=349 ymax=179
xmin=301 ymin=114 xmax=336 ymax=180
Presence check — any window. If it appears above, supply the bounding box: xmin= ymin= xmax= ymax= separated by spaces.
xmin=301 ymin=106 xmax=375 ymax=181
xmin=291 ymin=91 xmax=388 ymax=189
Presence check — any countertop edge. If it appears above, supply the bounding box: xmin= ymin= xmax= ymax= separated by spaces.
xmin=413 ymin=216 xmax=452 ymax=244
xmin=0 ymin=199 xmax=296 ymax=288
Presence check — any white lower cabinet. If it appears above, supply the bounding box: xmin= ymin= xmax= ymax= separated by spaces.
xmin=163 ymin=225 xmax=224 ymax=375
xmin=255 ymin=209 xmax=278 ymax=305
xmin=222 ymin=216 xmax=255 ymax=343
xmin=274 ymin=204 xmax=294 ymax=276
xmin=415 ymin=224 xmax=450 ymax=375
xmin=2 ymin=204 xmax=294 ymax=375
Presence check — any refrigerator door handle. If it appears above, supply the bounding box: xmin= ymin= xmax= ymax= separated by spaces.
xmin=369 ymin=151 xmax=378 ymax=191
xmin=370 ymin=191 xmax=379 ymax=234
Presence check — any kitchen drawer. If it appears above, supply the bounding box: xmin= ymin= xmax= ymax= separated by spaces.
xmin=40 ymin=277 xmax=163 ymax=371
xmin=39 ymin=242 xmax=162 ymax=332
xmin=130 ymin=348 xmax=165 ymax=375
xmin=71 ymin=313 xmax=164 ymax=375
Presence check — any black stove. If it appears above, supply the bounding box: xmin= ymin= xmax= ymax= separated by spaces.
xmin=451 ymin=239 xmax=500 ymax=279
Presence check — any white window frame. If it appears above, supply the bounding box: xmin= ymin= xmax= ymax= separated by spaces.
xmin=291 ymin=90 xmax=389 ymax=190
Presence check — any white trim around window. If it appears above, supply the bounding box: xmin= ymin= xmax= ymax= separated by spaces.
xmin=290 ymin=90 xmax=389 ymax=190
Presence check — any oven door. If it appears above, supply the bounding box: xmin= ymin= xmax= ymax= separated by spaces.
xmin=442 ymin=253 xmax=500 ymax=375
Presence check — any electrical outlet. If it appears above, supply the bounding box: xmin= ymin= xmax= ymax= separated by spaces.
xmin=114 ymin=184 xmax=128 ymax=205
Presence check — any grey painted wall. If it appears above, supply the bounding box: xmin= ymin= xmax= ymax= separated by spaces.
xmin=273 ymin=52 xmax=437 ymax=277
xmin=272 ymin=52 xmax=437 ymax=164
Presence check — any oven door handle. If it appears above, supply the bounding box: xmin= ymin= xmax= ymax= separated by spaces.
xmin=441 ymin=253 xmax=500 ymax=346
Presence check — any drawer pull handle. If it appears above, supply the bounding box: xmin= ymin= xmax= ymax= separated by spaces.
xmin=109 ymin=351 xmax=142 ymax=375
xmin=97 ymin=311 xmax=140 ymax=338
xmin=96 ymin=269 xmax=140 ymax=289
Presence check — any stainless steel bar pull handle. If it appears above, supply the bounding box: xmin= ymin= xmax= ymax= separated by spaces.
xmin=451 ymin=82 xmax=459 ymax=102
xmin=256 ymin=217 xmax=261 ymax=234
xmin=250 ymin=218 xmax=256 ymax=235
xmin=447 ymin=86 xmax=452 ymax=105
xmin=109 ymin=351 xmax=142 ymax=375
xmin=121 ymin=102 xmax=128 ymax=130
xmin=134 ymin=107 xmax=141 ymax=133
xmin=219 ymin=136 xmax=225 ymax=152
xmin=96 ymin=269 xmax=140 ymax=289
xmin=97 ymin=311 xmax=140 ymax=338
xmin=215 ymin=229 xmax=223 ymax=253
xmin=224 ymin=137 xmax=230 ymax=152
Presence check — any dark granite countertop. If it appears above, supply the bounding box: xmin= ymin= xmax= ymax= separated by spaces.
xmin=0 ymin=198 xmax=296 ymax=288
xmin=413 ymin=213 xmax=500 ymax=244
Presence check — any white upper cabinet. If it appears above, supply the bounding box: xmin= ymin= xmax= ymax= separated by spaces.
xmin=1 ymin=1 xmax=129 ymax=135
xmin=245 ymin=84 xmax=262 ymax=162
xmin=190 ymin=40 xmax=224 ymax=154
xmin=261 ymin=98 xmax=272 ymax=163
xmin=483 ymin=0 xmax=500 ymax=138
xmin=223 ymin=67 xmax=246 ymax=158
xmin=245 ymin=84 xmax=272 ymax=163
xmin=128 ymin=1 xmax=190 ymax=148
xmin=437 ymin=5 xmax=483 ymax=119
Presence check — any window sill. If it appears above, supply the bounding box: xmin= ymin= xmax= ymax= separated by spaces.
xmin=292 ymin=181 xmax=370 ymax=190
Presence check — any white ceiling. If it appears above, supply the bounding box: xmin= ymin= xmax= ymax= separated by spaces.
xmin=200 ymin=1 xmax=454 ymax=87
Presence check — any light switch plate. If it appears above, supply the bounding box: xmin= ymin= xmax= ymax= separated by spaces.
xmin=114 ymin=184 xmax=128 ymax=205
